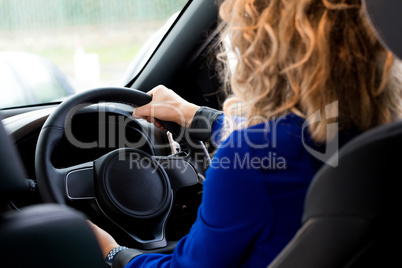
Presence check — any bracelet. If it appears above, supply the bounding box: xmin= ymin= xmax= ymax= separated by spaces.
xmin=105 ymin=246 xmax=129 ymax=267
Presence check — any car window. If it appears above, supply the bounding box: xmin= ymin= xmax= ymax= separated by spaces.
xmin=0 ymin=0 xmax=187 ymax=109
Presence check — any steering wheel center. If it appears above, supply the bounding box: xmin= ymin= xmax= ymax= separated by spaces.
xmin=94 ymin=148 xmax=172 ymax=221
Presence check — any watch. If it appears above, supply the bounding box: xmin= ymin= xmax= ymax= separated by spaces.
xmin=105 ymin=246 xmax=129 ymax=267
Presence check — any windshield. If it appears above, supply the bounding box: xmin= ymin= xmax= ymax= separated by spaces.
xmin=0 ymin=0 xmax=187 ymax=109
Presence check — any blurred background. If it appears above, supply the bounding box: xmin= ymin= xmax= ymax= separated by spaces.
xmin=0 ymin=0 xmax=186 ymax=108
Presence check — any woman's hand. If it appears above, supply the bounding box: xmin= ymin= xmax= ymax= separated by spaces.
xmin=133 ymin=85 xmax=200 ymax=129
xmin=87 ymin=221 xmax=120 ymax=259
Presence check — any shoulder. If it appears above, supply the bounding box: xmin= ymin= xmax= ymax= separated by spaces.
xmin=206 ymin=114 xmax=302 ymax=179
xmin=214 ymin=113 xmax=307 ymax=160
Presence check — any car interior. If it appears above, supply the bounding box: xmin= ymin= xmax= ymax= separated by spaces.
xmin=0 ymin=0 xmax=401 ymax=267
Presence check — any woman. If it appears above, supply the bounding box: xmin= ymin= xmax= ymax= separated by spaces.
xmin=90 ymin=0 xmax=402 ymax=267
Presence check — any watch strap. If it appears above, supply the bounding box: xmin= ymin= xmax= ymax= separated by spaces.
xmin=112 ymin=248 xmax=144 ymax=268
xmin=105 ymin=246 xmax=128 ymax=267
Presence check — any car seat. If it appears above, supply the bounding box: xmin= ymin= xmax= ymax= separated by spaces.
xmin=0 ymin=113 xmax=107 ymax=268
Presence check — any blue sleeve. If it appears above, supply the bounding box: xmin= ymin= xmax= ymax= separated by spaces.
xmin=125 ymin=129 xmax=274 ymax=268
xmin=211 ymin=114 xmax=246 ymax=147
xmin=187 ymin=106 xmax=245 ymax=146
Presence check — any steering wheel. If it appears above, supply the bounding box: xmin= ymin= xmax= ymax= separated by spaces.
xmin=35 ymin=87 xmax=208 ymax=250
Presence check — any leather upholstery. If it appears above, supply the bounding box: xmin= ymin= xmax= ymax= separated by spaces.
xmin=0 ymin=204 xmax=107 ymax=268
xmin=364 ymin=0 xmax=402 ymax=60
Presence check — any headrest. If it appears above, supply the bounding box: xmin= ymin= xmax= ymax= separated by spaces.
xmin=363 ymin=0 xmax=402 ymax=60
xmin=0 ymin=113 xmax=28 ymax=198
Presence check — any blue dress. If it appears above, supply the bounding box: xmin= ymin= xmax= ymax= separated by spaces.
xmin=125 ymin=113 xmax=342 ymax=267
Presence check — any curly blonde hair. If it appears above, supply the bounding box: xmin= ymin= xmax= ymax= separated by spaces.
xmin=218 ymin=0 xmax=402 ymax=142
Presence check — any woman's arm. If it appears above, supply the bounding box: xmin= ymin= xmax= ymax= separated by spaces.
xmin=187 ymin=106 xmax=223 ymax=142
xmin=123 ymin=129 xmax=273 ymax=268
xmin=89 ymin=128 xmax=274 ymax=268
xmin=132 ymin=85 xmax=200 ymax=129
xmin=132 ymin=85 xmax=223 ymax=142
